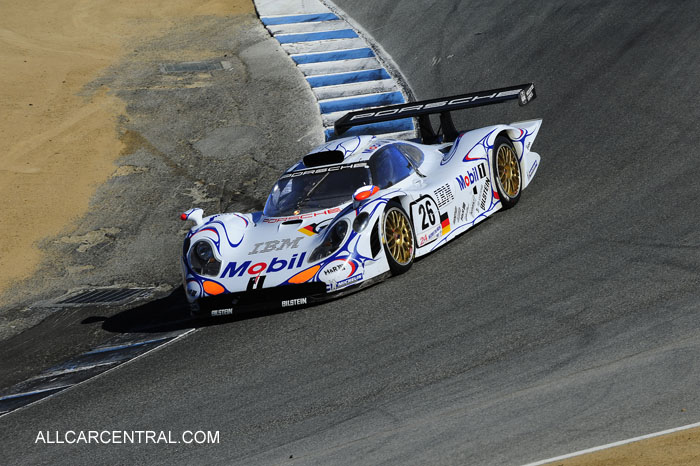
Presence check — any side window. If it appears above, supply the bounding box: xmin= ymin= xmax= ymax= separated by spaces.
xmin=397 ymin=143 xmax=424 ymax=167
xmin=369 ymin=145 xmax=414 ymax=188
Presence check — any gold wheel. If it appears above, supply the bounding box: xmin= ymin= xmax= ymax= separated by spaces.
xmin=384 ymin=207 xmax=413 ymax=266
xmin=497 ymin=143 xmax=521 ymax=198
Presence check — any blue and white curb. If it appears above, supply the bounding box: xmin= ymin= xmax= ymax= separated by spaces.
xmin=254 ymin=0 xmax=417 ymax=141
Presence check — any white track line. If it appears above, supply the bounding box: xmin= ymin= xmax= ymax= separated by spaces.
xmin=521 ymin=421 xmax=700 ymax=466
xmin=0 ymin=329 xmax=195 ymax=418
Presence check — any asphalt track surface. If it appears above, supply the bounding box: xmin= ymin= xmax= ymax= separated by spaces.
xmin=3 ymin=1 xmax=700 ymax=464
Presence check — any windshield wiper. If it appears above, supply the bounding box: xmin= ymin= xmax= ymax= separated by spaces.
xmin=295 ymin=172 xmax=330 ymax=212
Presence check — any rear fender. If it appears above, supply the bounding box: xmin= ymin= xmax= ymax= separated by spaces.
xmin=505 ymin=119 xmax=542 ymax=190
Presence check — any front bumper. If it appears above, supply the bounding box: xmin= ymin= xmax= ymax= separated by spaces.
xmin=190 ymin=281 xmax=328 ymax=317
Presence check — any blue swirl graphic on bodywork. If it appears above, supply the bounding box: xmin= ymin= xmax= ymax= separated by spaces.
xmin=206 ymin=218 xmax=245 ymax=248
xmin=281 ymin=190 xmax=401 ymax=286
xmin=318 ymin=136 xmax=363 ymax=156
xmin=463 ymin=129 xmax=496 ymax=163
xmin=511 ymin=127 xmax=534 ymax=161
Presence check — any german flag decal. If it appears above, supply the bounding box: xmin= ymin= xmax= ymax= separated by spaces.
xmin=440 ymin=212 xmax=451 ymax=235
xmin=298 ymin=225 xmax=316 ymax=236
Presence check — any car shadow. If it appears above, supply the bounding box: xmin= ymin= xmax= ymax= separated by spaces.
xmin=89 ymin=286 xmax=318 ymax=334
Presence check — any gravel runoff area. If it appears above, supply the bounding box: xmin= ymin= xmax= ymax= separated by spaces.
xmin=0 ymin=0 xmax=323 ymax=343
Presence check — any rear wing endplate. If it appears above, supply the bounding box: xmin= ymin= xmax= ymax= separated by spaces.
xmin=333 ymin=83 xmax=536 ymax=143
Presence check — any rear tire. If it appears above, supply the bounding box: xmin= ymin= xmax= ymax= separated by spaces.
xmin=382 ymin=201 xmax=415 ymax=275
xmin=493 ymin=135 xmax=522 ymax=209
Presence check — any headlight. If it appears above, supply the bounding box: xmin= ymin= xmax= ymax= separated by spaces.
xmin=352 ymin=212 xmax=370 ymax=233
xmin=189 ymin=240 xmax=221 ymax=276
xmin=309 ymin=220 xmax=349 ymax=263
xmin=195 ymin=241 xmax=214 ymax=261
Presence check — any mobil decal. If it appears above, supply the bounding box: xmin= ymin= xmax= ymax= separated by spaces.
xmin=222 ymin=253 xmax=306 ymax=277
xmin=456 ymin=162 xmax=487 ymax=190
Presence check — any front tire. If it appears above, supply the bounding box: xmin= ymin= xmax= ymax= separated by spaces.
xmin=382 ymin=201 xmax=415 ymax=275
xmin=493 ymin=135 xmax=522 ymax=209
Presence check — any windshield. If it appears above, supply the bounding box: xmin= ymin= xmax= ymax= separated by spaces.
xmin=264 ymin=166 xmax=371 ymax=217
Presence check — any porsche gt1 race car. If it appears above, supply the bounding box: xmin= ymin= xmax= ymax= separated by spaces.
xmin=180 ymin=83 xmax=541 ymax=317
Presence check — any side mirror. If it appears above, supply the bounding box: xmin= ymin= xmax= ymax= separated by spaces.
xmin=180 ymin=208 xmax=204 ymax=226
xmin=352 ymin=185 xmax=379 ymax=210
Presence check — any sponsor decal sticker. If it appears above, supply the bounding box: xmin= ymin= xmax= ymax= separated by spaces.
xmin=336 ymin=274 xmax=363 ymax=289
xmin=320 ymin=259 xmax=357 ymax=279
xmin=528 ymin=159 xmax=538 ymax=177
xmin=440 ymin=211 xmax=451 ymax=235
xmin=434 ymin=183 xmax=454 ymax=208
xmin=456 ymin=163 xmax=487 ymax=190
xmin=282 ymin=297 xmax=307 ymax=307
xmin=222 ymin=253 xmax=306 ymax=277
xmin=418 ymin=225 xmax=441 ymax=247
xmin=328 ymin=273 xmax=364 ymax=290
xmin=362 ymin=144 xmax=381 ymax=153
xmin=349 ymin=90 xmax=522 ymax=121
xmin=298 ymin=225 xmax=316 ymax=236
xmin=298 ymin=220 xmax=331 ymax=236
xmin=453 ymin=201 xmax=467 ymax=224
xmin=264 ymin=208 xmax=341 ymax=224
xmin=246 ymin=275 xmax=266 ymax=291
xmin=479 ymin=178 xmax=491 ymax=211
xmin=410 ymin=196 xmax=440 ymax=245
xmin=280 ymin=162 xmax=368 ymax=179
xmin=211 ymin=308 xmax=233 ymax=317
xmin=248 ymin=238 xmax=303 ymax=255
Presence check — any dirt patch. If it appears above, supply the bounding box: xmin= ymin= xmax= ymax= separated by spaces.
xmin=545 ymin=426 xmax=700 ymax=465
xmin=0 ymin=0 xmax=323 ymax=342
xmin=0 ymin=0 xmax=253 ymax=296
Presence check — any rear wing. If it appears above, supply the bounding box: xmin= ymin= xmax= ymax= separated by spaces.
xmin=333 ymin=83 xmax=536 ymax=144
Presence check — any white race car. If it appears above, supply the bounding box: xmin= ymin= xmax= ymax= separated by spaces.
xmin=181 ymin=83 xmax=541 ymax=317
